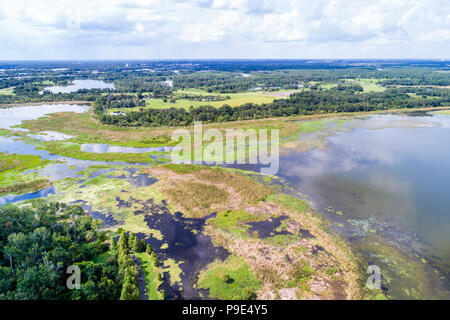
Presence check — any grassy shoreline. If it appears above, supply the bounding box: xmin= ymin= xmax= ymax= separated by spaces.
xmin=8 ymin=105 xmax=449 ymax=164
xmin=0 ymin=100 xmax=91 ymax=108
xmin=0 ymin=153 xmax=52 ymax=196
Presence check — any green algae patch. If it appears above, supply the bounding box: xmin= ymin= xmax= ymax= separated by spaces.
xmin=357 ymin=236 xmax=448 ymax=300
xmin=163 ymin=258 xmax=183 ymax=287
xmin=53 ymin=168 xmax=166 ymax=237
xmin=76 ymin=165 xmax=113 ymax=175
xmin=197 ymin=255 xmax=260 ymax=300
xmin=0 ymin=153 xmax=52 ymax=196
xmin=297 ymin=120 xmax=327 ymax=133
xmin=134 ymin=252 xmax=165 ymax=300
xmin=208 ymin=210 xmax=263 ymax=237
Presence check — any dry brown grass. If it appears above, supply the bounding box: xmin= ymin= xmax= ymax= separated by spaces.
xmin=0 ymin=179 xmax=51 ymax=196
xmin=193 ymin=168 xmax=272 ymax=205
xmin=164 ymin=181 xmax=229 ymax=214
xmin=204 ymin=216 xmax=349 ymax=300
xmin=145 ymin=165 xmax=272 ymax=217
xmin=264 ymin=195 xmax=364 ymax=300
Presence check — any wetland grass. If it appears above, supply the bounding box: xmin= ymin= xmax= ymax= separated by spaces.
xmin=0 ymin=153 xmax=51 ymax=196
xmin=197 ymin=255 xmax=260 ymax=300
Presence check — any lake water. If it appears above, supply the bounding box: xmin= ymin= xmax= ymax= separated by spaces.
xmin=28 ymin=131 xmax=74 ymax=141
xmin=0 ymin=186 xmax=55 ymax=206
xmin=40 ymin=79 xmax=115 ymax=94
xmin=276 ymin=112 xmax=450 ymax=299
xmin=0 ymin=103 xmax=89 ymax=130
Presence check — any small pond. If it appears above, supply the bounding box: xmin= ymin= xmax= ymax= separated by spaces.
xmin=40 ymin=79 xmax=114 ymax=94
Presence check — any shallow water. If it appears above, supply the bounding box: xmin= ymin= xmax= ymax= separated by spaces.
xmin=246 ymin=216 xmax=291 ymax=238
xmin=40 ymin=79 xmax=114 ymax=94
xmin=0 ymin=103 xmax=89 ymax=130
xmin=80 ymin=143 xmax=180 ymax=154
xmin=0 ymin=186 xmax=55 ymax=206
xmin=0 ymin=136 xmax=58 ymax=159
xmin=115 ymin=196 xmax=229 ymax=299
xmin=28 ymin=131 xmax=74 ymax=141
xmin=107 ymin=168 xmax=158 ymax=186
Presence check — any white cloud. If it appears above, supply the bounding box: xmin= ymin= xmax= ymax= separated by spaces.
xmin=0 ymin=0 xmax=448 ymax=59
xmin=419 ymin=29 xmax=450 ymax=42
xmin=180 ymin=10 xmax=242 ymax=43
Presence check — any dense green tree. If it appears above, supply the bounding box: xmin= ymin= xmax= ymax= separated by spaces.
xmin=0 ymin=203 xmax=128 ymax=300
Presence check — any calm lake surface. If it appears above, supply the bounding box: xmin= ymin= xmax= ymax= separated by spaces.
xmin=276 ymin=112 xmax=450 ymax=298
xmin=41 ymin=79 xmax=114 ymax=94
xmin=0 ymin=103 xmax=89 ymax=130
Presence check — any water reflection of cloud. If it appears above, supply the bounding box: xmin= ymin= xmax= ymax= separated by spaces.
xmin=80 ymin=143 xmax=180 ymax=154
xmin=37 ymin=163 xmax=84 ymax=181
xmin=0 ymin=104 xmax=89 ymax=130
xmin=281 ymin=134 xmax=398 ymax=179
xmin=367 ymin=172 xmax=411 ymax=196
xmin=342 ymin=140 xmax=397 ymax=166
xmin=28 ymin=131 xmax=74 ymax=141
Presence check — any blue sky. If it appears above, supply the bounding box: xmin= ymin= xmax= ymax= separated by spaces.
xmin=0 ymin=0 xmax=448 ymax=60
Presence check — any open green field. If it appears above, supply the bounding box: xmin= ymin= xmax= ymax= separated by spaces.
xmin=346 ymin=78 xmax=386 ymax=92
xmin=108 ymin=89 xmax=302 ymax=113
xmin=39 ymin=80 xmax=56 ymax=86
xmin=0 ymin=87 xmax=15 ymax=95
xmin=318 ymin=82 xmax=338 ymax=90
xmin=435 ymin=110 xmax=450 ymax=115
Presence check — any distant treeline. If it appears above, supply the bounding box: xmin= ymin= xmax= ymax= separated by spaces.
xmin=2 ymin=65 xmax=449 ymax=103
xmin=113 ymin=78 xmax=174 ymax=97
xmin=95 ymin=94 xmax=146 ymax=110
xmin=172 ymin=68 xmax=450 ymax=93
xmin=94 ymin=87 xmax=450 ymax=127
xmin=0 ymin=88 xmax=111 ymax=105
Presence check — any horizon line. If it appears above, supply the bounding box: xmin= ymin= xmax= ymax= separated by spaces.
xmin=0 ymin=58 xmax=449 ymax=62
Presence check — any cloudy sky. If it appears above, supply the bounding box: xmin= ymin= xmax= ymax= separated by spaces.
xmin=0 ymin=0 xmax=448 ymax=60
